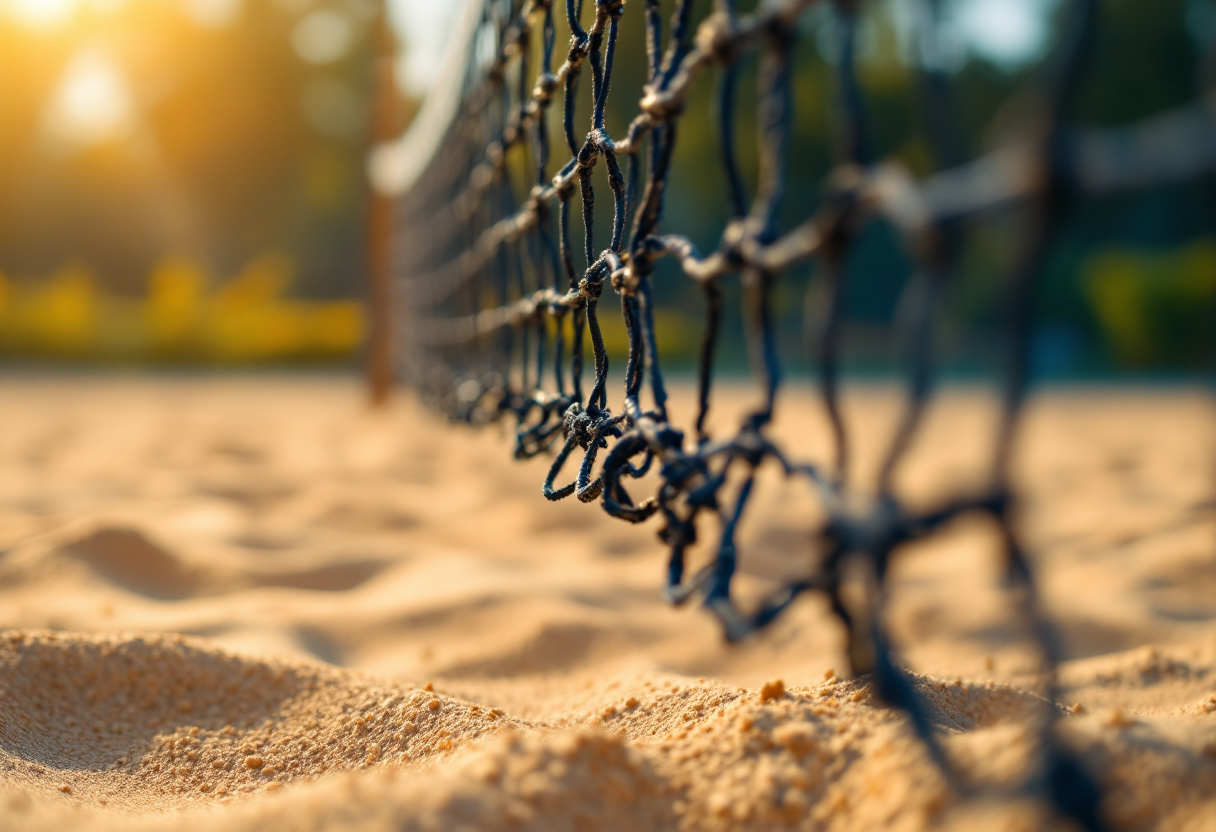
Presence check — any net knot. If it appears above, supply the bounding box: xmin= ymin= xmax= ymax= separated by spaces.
xmin=577 ymin=271 xmax=605 ymax=299
xmin=577 ymin=140 xmax=601 ymax=170
xmin=651 ymin=423 xmax=685 ymax=453
xmin=596 ymin=0 xmax=625 ymax=19
xmin=733 ymin=423 xmax=770 ymax=468
xmin=722 ymin=217 xmax=768 ymax=259
xmin=695 ymin=11 xmax=738 ymax=63
xmin=640 ymin=84 xmax=685 ymax=119
xmin=455 ymin=378 xmax=482 ymax=405
xmin=553 ymin=170 xmax=578 ymax=199
xmin=816 ymin=165 xmax=869 ymax=246
xmin=533 ymin=72 xmax=560 ymax=101
xmin=486 ymin=140 xmax=506 ymax=170
xmin=562 ymin=402 xmax=614 ymax=451
xmin=590 ymin=128 xmax=616 ymax=154
xmin=659 ymin=517 xmax=698 ymax=563
xmin=567 ymin=35 xmax=589 ymax=65
xmin=610 ymin=264 xmax=637 ymax=295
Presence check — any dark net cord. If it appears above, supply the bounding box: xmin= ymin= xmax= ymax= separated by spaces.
xmin=390 ymin=1 xmax=1216 ymax=828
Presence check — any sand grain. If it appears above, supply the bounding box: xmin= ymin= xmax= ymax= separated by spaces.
xmin=0 ymin=377 xmax=1212 ymax=830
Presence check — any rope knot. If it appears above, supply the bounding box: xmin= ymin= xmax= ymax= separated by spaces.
xmin=596 ymin=0 xmax=624 ymax=18
xmin=533 ymin=72 xmax=559 ymax=101
xmin=562 ymin=402 xmax=613 ymax=450
xmin=577 ymin=140 xmax=600 ymax=170
xmin=567 ymin=34 xmax=588 ymax=64
xmin=577 ymin=277 xmax=604 ymax=300
xmin=486 ymin=140 xmax=505 ymax=169
xmin=553 ymin=171 xmax=577 ymax=200
xmin=659 ymin=517 xmax=697 ymax=549
xmin=610 ymin=265 xmax=637 ymax=295
xmin=639 ymin=85 xmax=684 ymax=119
xmin=695 ymin=11 xmax=737 ymax=63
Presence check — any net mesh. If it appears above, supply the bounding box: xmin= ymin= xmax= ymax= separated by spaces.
xmin=385 ymin=1 xmax=1216 ymax=827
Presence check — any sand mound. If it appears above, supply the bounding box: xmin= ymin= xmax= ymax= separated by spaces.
xmin=61 ymin=528 xmax=198 ymax=600
xmin=0 ymin=521 xmax=395 ymax=602
xmin=2 ymin=631 xmax=1213 ymax=832
xmin=0 ymin=524 xmax=202 ymax=600
xmin=0 ymin=632 xmax=515 ymax=814
xmin=0 ymin=377 xmax=1213 ymax=830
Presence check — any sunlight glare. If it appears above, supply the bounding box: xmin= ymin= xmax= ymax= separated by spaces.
xmin=6 ymin=0 xmax=77 ymax=29
xmin=956 ymin=0 xmax=1059 ymax=67
xmin=388 ymin=0 xmax=461 ymax=96
xmin=4 ymin=0 xmax=130 ymax=29
xmin=184 ymin=0 xmax=242 ymax=29
xmin=292 ymin=9 xmax=354 ymax=65
xmin=44 ymin=48 xmax=137 ymax=148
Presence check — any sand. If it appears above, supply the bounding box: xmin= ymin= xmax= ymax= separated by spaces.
xmin=0 ymin=374 xmax=1213 ymax=830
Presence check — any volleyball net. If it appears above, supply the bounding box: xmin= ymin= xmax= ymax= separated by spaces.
xmin=372 ymin=2 xmax=1216 ymax=828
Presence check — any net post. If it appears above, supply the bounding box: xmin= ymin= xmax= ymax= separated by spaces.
xmin=365 ymin=0 xmax=397 ymax=409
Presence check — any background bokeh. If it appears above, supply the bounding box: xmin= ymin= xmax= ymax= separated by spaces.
xmin=0 ymin=0 xmax=1212 ymax=372
xmin=0 ymin=0 xmax=401 ymax=363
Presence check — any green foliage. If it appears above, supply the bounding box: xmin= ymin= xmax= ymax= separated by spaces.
xmin=1084 ymin=242 xmax=1216 ymax=368
xmin=0 ymin=256 xmax=362 ymax=364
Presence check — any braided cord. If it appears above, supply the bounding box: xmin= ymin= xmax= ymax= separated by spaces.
xmin=391 ymin=2 xmax=1216 ymax=828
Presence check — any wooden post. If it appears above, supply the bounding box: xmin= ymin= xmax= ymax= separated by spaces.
xmin=366 ymin=0 xmax=397 ymax=408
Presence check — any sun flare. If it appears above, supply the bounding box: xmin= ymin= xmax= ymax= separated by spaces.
xmin=3 ymin=0 xmax=130 ymax=30
xmin=44 ymin=48 xmax=137 ymax=147
xmin=6 ymin=0 xmax=77 ymax=28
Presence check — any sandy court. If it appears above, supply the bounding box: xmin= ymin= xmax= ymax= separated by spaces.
xmin=0 ymin=374 xmax=1213 ymax=830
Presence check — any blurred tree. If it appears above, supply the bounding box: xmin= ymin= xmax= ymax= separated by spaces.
xmin=0 ymin=0 xmax=1208 ymax=371
xmin=0 ymin=0 xmax=414 ymax=299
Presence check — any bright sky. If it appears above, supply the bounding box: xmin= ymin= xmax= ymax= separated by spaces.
xmin=955 ymin=0 xmax=1059 ymax=67
xmin=386 ymin=0 xmax=462 ymax=97
xmin=383 ymin=0 xmax=1058 ymax=97
xmin=1 ymin=0 xmax=313 ymax=30
xmin=1 ymin=0 xmax=1061 ymax=142
xmin=2 ymin=0 xmax=131 ymax=28
xmin=0 ymin=0 xmax=454 ymax=96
